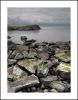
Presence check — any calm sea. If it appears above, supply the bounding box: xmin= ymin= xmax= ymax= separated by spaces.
xmin=8 ymin=25 xmax=70 ymax=44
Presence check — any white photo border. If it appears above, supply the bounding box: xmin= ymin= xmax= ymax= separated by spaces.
xmin=1 ymin=1 xmax=77 ymax=99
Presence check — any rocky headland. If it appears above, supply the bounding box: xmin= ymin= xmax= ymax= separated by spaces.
xmin=8 ymin=25 xmax=40 ymax=31
xmin=8 ymin=36 xmax=71 ymax=93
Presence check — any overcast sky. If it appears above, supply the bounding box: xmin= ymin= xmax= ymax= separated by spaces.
xmin=8 ymin=8 xmax=70 ymax=26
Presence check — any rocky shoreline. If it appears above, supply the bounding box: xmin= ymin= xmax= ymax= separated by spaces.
xmin=8 ymin=36 xmax=71 ymax=93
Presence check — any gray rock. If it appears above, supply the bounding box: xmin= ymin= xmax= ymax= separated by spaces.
xmin=31 ymin=87 xmax=36 ymax=92
xmin=50 ymin=89 xmax=58 ymax=92
xmin=17 ymin=59 xmax=48 ymax=74
xmin=37 ymin=63 xmax=49 ymax=77
xmin=8 ymin=74 xmax=39 ymax=92
xmin=14 ymin=53 xmax=24 ymax=60
xmin=51 ymin=58 xmax=59 ymax=66
xmin=8 ymin=59 xmax=17 ymax=65
xmin=17 ymin=59 xmax=37 ymax=73
xmin=56 ymin=62 xmax=70 ymax=80
xmin=55 ymin=51 xmax=70 ymax=63
xmin=44 ymin=89 xmax=48 ymax=92
xmin=8 ymin=65 xmax=28 ymax=81
xmin=49 ymin=81 xmax=65 ymax=92
xmin=16 ymin=44 xmax=28 ymax=52
xmin=37 ymin=52 xmax=49 ymax=60
xmin=22 ymin=51 xmax=28 ymax=58
xmin=41 ymin=83 xmax=45 ymax=89
xmin=40 ymin=76 xmax=58 ymax=83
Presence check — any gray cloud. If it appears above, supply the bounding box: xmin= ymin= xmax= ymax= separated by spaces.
xmin=8 ymin=8 xmax=70 ymax=26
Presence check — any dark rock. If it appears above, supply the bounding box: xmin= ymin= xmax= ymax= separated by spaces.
xmin=8 ymin=25 xmax=40 ymax=31
xmin=21 ymin=36 xmax=27 ymax=42
xmin=8 ymin=36 xmax=11 ymax=39
xmin=8 ymin=40 xmax=16 ymax=50
xmin=24 ymin=39 xmax=36 ymax=45
xmin=31 ymin=87 xmax=36 ymax=92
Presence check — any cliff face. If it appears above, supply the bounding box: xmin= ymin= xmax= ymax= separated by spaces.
xmin=8 ymin=25 xmax=40 ymax=31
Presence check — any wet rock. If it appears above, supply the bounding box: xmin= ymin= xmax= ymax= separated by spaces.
xmin=56 ymin=62 xmax=70 ymax=80
xmin=24 ymin=39 xmax=36 ymax=45
xmin=40 ymin=76 xmax=58 ymax=83
xmin=8 ymin=59 xmax=17 ymax=65
xmin=8 ymin=74 xmax=39 ymax=92
xmin=21 ymin=36 xmax=27 ymax=42
xmin=49 ymin=81 xmax=65 ymax=92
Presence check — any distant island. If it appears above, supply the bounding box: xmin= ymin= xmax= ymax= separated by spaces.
xmin=8 ymin=25 xmax=40 ymax=31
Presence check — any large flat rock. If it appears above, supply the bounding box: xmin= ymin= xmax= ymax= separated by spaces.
xmin=8 ymin=74 xmax=39 ymax=92
xmin=40 ymin=75 xmax=58 ymax=83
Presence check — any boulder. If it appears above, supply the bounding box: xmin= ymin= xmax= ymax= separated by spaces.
xmin=8 ymin=74 xmax=39 ymax=92
xmin=55 ymin=51 xmax=70 ymax=63
xmin=8 ymin=40 xmax=16 ymax=50
xmin=49 ymin=81 xmax=65 ymax=92
xmin=17 ymin=59 xmax=43 ymax=73
xmin=40 ymin=76 xmax=58 ymax=83
xmin=37 ymin=62 xmax=49 ymax=77
xmin=37 ymin=52 xmax=49 ymax=60
xmin=43 ymin=89 xmax=48 ymax=92
xmin=21 ymin=36 xmax=27 ymax=42
xmin=56 ymin=62 xmax=70 ymax=80
xmin=8 ymin=65 xmax=28 ymax=81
